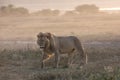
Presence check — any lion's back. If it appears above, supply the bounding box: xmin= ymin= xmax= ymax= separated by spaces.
xmin=55 ymin=36 xmax=80 ymax=52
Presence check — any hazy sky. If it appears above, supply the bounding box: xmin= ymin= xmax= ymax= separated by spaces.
xmin=0 ymin=0 xmax=120 ymax=11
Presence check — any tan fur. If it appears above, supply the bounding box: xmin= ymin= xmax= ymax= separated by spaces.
xmin=37 ymin=32 xmax=87 ymax=68
xmin=43 ymin=54 xmax=54 ymax=62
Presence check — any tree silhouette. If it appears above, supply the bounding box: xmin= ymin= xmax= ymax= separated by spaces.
xmin=52 ymin=10 xmax=60 ymax=16
xmin=75 ymin=4 xmax=99 ymax=14
xmin=0 ymin=4 xmax=29 ymax=16
xmin=33 ymin=9 xmax=60 ymax=16
xmin=41 ymin=9 xmax=52 ymax=16
xmin=14 ymin=7 xmax=29 ymax=15
xmin=64 ymin=11 xmax=77 ymax=16
xmin=8 ymin=4 xmax=14 ymax=9
xmin=0 ymin=6 xmax=8 ymax=14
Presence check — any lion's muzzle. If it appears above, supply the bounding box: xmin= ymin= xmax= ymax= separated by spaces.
xmin=37 ymin=39 xmax=46 ymax=49
xmin=40 ymin=46 xmax=45 ymax=49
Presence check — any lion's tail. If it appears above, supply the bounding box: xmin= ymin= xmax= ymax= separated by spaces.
xmin=73 ymin=37 xmax=88 ymax=64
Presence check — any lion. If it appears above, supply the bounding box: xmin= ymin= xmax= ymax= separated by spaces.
xmin=37 ymin=32 xmax=87 ymax=68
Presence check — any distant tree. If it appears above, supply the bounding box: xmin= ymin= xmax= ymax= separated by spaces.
xmin=8 ymin=4 xmax=14 ymax=9
xmin=0 ymin=4 xmax=29 ymax=16
xmin=40 ymin=9 xmax=52 ymax=16
xmin=0 ymin=4 xmax=14 ymax=15
xmin=33 ymin=9 xmax=60 ymax=16
xmin=64 ymin=10 xmax=77 ymax=16
xmin=52 ymin=10 xmax=60 ymax=16
xmin=7 ymin=4 xmax=14 ymax=14
xmin=14 ymin=7 xmax=29 ymax=15
xmin=75 ymin=4 xmax=99 ymax=14
xmin=0 ymin=6 xmax=7 ymax=14
xmin=0 ymin=6 xmax=10 ymax=15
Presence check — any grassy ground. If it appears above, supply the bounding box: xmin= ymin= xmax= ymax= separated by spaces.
xmin=0 ymin=40 xmax=120 ymax=80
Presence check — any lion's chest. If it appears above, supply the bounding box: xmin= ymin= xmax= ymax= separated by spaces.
xmin=45 ymin=49 xmax=53 ymax=54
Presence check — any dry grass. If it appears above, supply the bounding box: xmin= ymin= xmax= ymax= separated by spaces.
xmin=0 ymin=39 xmax=120 ymax=80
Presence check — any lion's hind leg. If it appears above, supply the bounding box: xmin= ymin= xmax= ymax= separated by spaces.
xmin=67 ymin=49 xmax=75 ymax=68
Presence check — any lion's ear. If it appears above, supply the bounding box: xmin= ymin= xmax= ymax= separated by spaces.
xmin=37 ymin=32 xmax=42 ymax=38
xmin=46 ymin=32 xmax=52 ymax=39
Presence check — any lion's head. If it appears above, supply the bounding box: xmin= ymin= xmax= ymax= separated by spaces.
xmin=37 ymin=32 xmax=51 ymax=49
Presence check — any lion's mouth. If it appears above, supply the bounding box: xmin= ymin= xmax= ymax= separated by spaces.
xmin=40 ymin=46 xmax=45 ymax=48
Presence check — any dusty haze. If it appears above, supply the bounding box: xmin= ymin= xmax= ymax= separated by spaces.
xmin=0 ymin=15 xmax=120 ymax=40
xmin=0 ymin=1 xmax=120 ymax=80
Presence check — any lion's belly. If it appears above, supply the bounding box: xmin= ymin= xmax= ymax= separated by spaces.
xmin=59 ymin=41 xmax=75 ymax=54
xmin=59 ymin=49 xmax=74 ymax=54
xmin=57 ymin=36 xmax=77 ymax=54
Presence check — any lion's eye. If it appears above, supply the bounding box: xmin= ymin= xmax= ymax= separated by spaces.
xmin=46 ymin=36 xmax=49 ymax=39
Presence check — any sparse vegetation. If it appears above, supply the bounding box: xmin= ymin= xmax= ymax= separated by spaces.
xmin=0 ymin=39 xmax=120 ymax=80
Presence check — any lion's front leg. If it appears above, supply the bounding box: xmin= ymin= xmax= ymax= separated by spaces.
xmin=41 ymin=61 xmax=44 ymax=69
xmin=40 ymin=49 xmax=45 ymax=69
